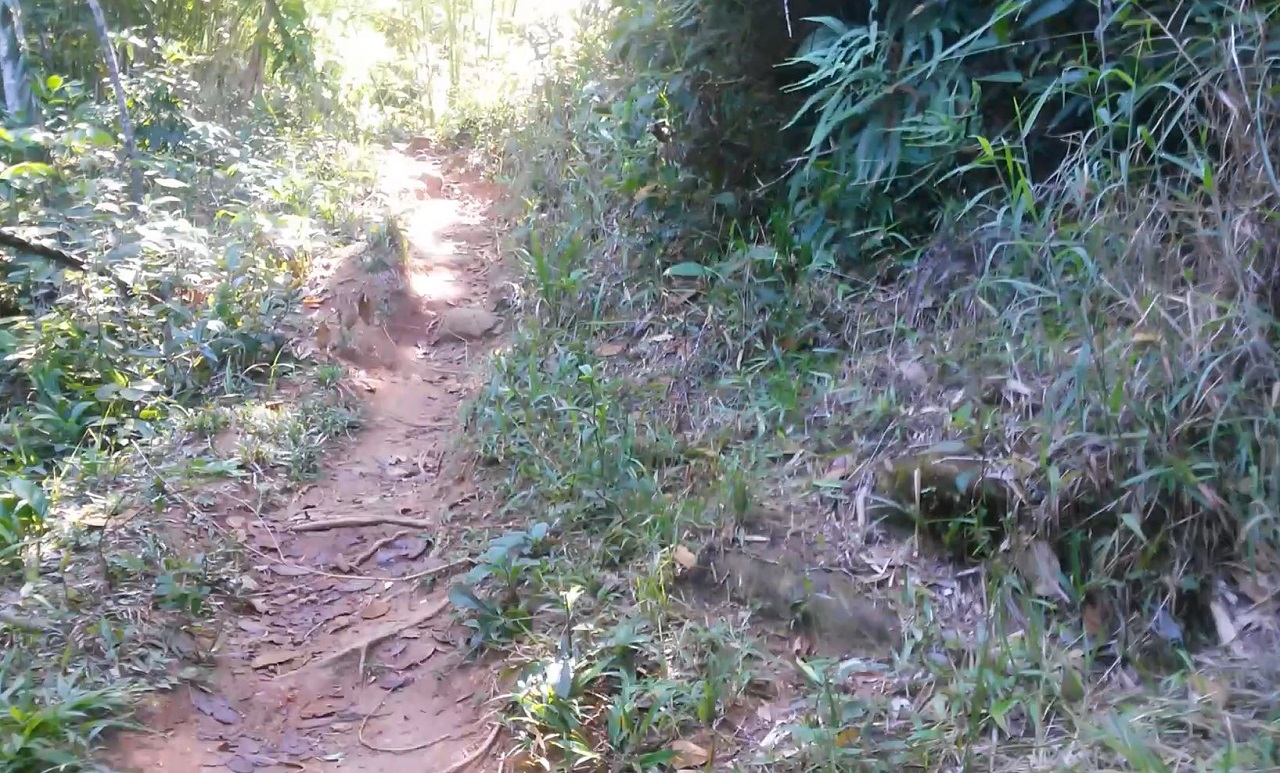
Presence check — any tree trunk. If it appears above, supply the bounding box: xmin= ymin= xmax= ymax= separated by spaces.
xmin=84 ymin=0 xmax=143 ymax=204
xmin=0 ymin=0 xmax=34 ymax=124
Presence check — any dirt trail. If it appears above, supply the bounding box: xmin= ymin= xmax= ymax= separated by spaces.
xmin=108 ymin=146 xmax=507 ymax=773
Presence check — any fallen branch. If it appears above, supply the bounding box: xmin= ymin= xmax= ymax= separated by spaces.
xmin=272 ymin=596 xmax=449 ymax=681
xmin=353 ymin=530 xmax=410 ymax=566
xmin=442 ymin=724 xmax=501 ymax=773
xmin=0 ymin=228 xmax=133 ymax=296
xmin=289 ymin=515 xmax=436 ymax=533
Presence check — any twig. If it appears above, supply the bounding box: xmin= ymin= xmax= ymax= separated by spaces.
xmin=443 ymin=723 xmax=501 ymax=773
xmin=354 ymin=530 xmax=410 ymax=566
xmin=273 ymin=597 xmax=449 ymax=681
xmin=289 ymin=515 xmax=436 ymax=532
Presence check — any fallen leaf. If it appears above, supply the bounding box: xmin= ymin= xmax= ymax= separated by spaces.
xmin=357 ymin=293 xmax=374 ymax=325
xmin=436 ymin=307 xmax=501 ymax=341
xmin=251 ymin=649 xmax=299 ymax=669
xmin=835 ymin=727 xmax=861 ymax=747
xmin=225 ymin=755 xmax=255 ymax=773
xmin=360 ymin=599 xmax=392 ymax=620
xmin=1208 ymin=601 xmax=1239 ymax=648
xmin=189 ymin=690 xmax=239 ymax=725
xmin=247 ymin=597 xmax=270 ymax=614
xmin=379 ymin=672 xmax=413 ymax=691
xmin=898 ymin=360 xmax=928 ymax=386
xmin=300 ymin=701 xmax=338 ymax=719
xmin=595 ymin=341 xmax=627 ymax=357
xmin=1082 ymin=601 xmax=1104 ymax=638
xmin=670 ymin=739 xmax=709 ymax=768
xmin=791 ymin=632 xmax=817 ymax=658
xmin=1014 ymin=539 xmax=1070 ymax=603
xmin=1003 ymin=378 xmax=1033 ymax=398
xmin=1188 ymin=671 xmax=1229 ymax=710
xmin=672 ymin=545 xmax=698 ymax=570
xmin=270 ymin=564 xmax=311 ymax=577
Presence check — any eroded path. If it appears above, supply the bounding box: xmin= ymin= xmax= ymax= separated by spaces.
xmin=108 ymin=145 xmax=507 ymax=773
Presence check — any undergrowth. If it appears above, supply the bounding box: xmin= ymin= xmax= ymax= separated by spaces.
xmin=0 ymin=34 xmax=381 ymax=773
xmin=455 ymin=1 xmax=1280 ymax=771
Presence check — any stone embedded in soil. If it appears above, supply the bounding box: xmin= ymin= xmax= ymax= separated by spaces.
xmin=706 ymin=550 xmax=901 ymax=653
xmin=436 ymin=307 xmax=502 ymax=341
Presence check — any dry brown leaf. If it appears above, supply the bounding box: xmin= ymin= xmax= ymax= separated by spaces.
xmin=357 ymin=293 xmax=374 ymax=325
xmin=672 ymin=545 xmax=698 ymax=570
xmin=315 ymin=320 xmax=332 ymax=350
xmin=831 ymin=453 xmax=857 ymax=477
xmin=360 ymin=599 xmax=392 ymax=620
xmin=1188 ymin=671 xmax=1229 ymax=710
xmin=1082 ymin=601 xmax=1105 ymax=638
xmin=1003 ymin=378 xmax=1033 ymax=398
xmin=251 ymin=649 xmax=299 ymax=669
xmin=1208 ymin=601 xmax=1240 ymax=650
xmin=898 ymin=360 xmax=928 ymax=386
xmin=670 ymin=739 xmax=709 ymax=768
xmin=835 ymin=727 xmax=861 ymax=747
xmin=791 ymin=632 xmax=817 ymax=658
xmin=595 ymin=341 xmax=627 ymax=357
xmin=1014 ymin=540 xmax=1069 ymax=603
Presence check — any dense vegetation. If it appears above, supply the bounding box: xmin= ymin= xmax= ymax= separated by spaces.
xmin=2 ymin=0 xmax=1278 ymax=770
xmin=468 ymin=0 xmax=1280 ymax=769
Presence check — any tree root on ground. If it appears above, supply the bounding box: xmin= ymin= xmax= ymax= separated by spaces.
xmin=443 ymin=723 xmax=500 ymax=773
xmin=354 ymin=530 xmax=410 ymax=565
xmin=289 ymin=515 xmax=435 ymax=532
xmin=272 ymin=596 xmax=449 ymax=681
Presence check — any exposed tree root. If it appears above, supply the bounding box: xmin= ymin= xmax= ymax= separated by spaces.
xmin=272 ymin=596 xmax=449 ymax=681
xmin=442 ymin=723 xmax=500 ymax=773
xmin=354 ymin=530 xmax=410 ymax=565
xmin=289 ymin=515 xmax=435 ymax=532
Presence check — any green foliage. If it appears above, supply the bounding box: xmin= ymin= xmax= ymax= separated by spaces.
xmin=0 ymin=3 xmax=381 ymax=769
xmin=0 ymin=650 xmax=134 ymax=773
xmin=454 ymin=0 xmax=1280 ymax=769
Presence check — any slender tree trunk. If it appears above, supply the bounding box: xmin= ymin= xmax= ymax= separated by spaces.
xmin=0 ymin=0 xmax=34 ymax=124
xmin=84 ymin=0 xmax=143 ymax=204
